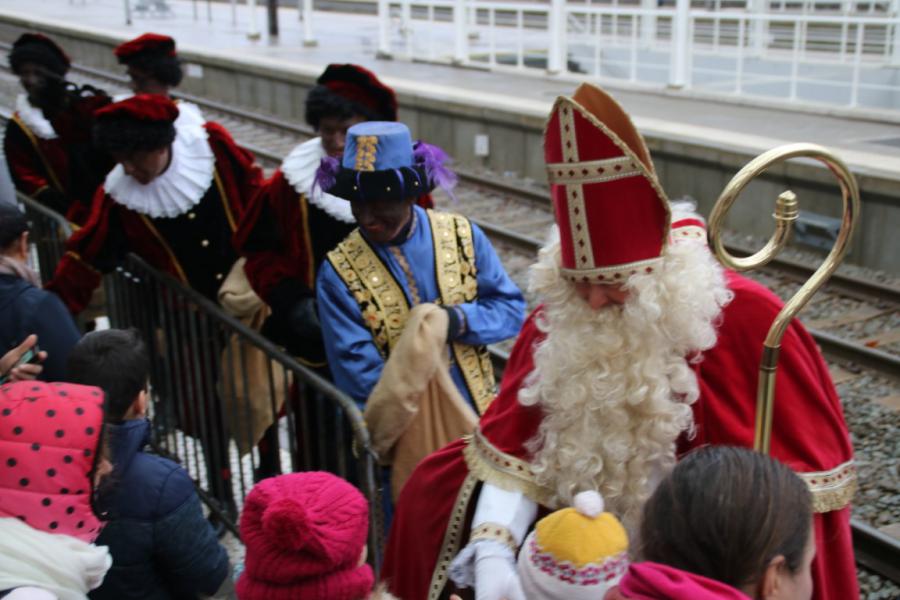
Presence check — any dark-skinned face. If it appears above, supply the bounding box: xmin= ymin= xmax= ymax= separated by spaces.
xmin=351 ymin=196 xmax=415 ymax=244
xmin=319 ymin=114 xmax=367 ymax=158
xmin=126 ymin=65 xmax=169 ymax=96
xmin=115 ymin=146 xmax=172 ymax=185
xmin=17 ymin=62 xmax=64 ymax=107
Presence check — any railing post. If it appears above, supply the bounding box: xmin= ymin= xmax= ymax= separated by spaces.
xmin=301 ymin=0 xmax=317 ymax=46
xmin=247 ymin=0 xmax=261 ymax=40
xmin=377 ymin=0 xmax=392 ymax=58
xmin=640 ymin=0 xmax=657 ymax=47
xmin=751 ymin=0 xmax=767 ymax=56
xmin=123 ymin=0 xmax=132 ymax=25
xmin=453 ymin=0 xmax=468 ymax=64
xmin=891 ymin=0 xmax=900 ymax=64
xmin=547 ymin=0 xmax=567 ymax=74
xmin=669 ymin=0 xmax=691 ymax=88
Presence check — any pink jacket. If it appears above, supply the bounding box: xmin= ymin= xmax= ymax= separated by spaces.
xmin=605 ymin=562 xmax=753 ymax=600
xmin=0 ymin=381 xmax=106 ymax=542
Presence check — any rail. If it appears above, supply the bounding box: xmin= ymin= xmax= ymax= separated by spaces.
xmin=16 ymin=192 xmax=387 ymax=570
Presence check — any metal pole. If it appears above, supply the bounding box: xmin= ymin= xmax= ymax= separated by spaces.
xmin=124 ymin=0 xmax=132 ymax=26
xmin=669 ymin=0 xmax=691 ymax=88
xmin=267 ymin=0 xmax=279 ymax=36
xmin=453 ymin=0 xmax=468 ymax=65
xmin=232 ymin=0 xmax=237 ymax=26
xmin=640 ymin=0 xmax=656 ymax=47
xmin=302 ymin=0 xmax=317 ymax=46
xmin=377 ymin=0 xmax=392 ymax=58
xmin=248 ymin=0 xmax=261 ymax=39
xmin=891 ymin=0 xmax=900 ymax=64
xmin=752 ymin=0 xmax=767 ymax=56
xmin=547 ymin=0 xmax=566 ymax=74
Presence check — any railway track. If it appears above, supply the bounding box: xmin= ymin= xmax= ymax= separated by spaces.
xmin=2 ymin=53 xmax=899 ymax=588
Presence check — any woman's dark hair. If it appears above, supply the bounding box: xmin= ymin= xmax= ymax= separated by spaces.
xmin=639 ymin=446 xmax=812 ymax=589
xmin=121 ymin=53 xmax=184 ymax=88
xmin=305 ymin=85 xmax=378 ymax=130
xmin=67 ymin=328 xmax=150 ymax=423
xmin=0 ymin=204 xmax=29 ymax=250
xmin=94 ymin=116 xmax=176 ymax=157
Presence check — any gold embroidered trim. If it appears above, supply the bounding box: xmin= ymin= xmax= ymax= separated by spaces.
xmin=560 ymin=256 xmax=664 ymax=284
xmin=388 ymin=245 xmax=422 ymax=305
xmin=12 ymin=113 xmax=64 ymax=193
xmin=213 ymin=168 xmax=236 ymax=233
xmin=671 ymin=226 xmax=706 ymax=242
xmin=326 ymin=230 xmax=409 ymax=358
xmin=462 ymin=430 xmax=554 ymax=507
xmin=471 ymin=522 xmax=518 ymax=553
xmin=557 ymin=107 xmax=594 ymax=271
xmin=797 ymin=460 xmax=857 ymax=513
xmin=298 ymin=193 xmax=316 ymax=289
xmin=547 ymin=156 xmax=642 ymax=185
xmin=354 ymin=135 xmax=378 ymax=171
xmin=428 ymin=472 xmax=479 ymax=600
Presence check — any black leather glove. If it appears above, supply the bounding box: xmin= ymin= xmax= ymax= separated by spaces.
xmin=287 ymin=296 xmax=322 ymax=341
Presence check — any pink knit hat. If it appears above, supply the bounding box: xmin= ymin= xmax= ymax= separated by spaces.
xmin=237 ymin=471 xmax=374 ymax=600
xmin=0 ymin=381 xmax=106 ymax=542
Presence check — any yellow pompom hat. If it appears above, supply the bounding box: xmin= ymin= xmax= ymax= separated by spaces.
xmin=517 ymin=491 xmax=629 ymax=600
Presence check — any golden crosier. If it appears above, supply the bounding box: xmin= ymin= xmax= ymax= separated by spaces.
xmin=707 ymin=143 xmax=861 ymax=454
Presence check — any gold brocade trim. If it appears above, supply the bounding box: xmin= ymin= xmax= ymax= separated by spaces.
xmin=12 ymin=113 xmax=64 ymax=193
xmin=797 ymin=460 xmax=857 ymax=513
xmin=213 ymin=168 xmax=236 ymax=233
xmin=354 ymin=135 xmax=378 ymax=171
xmin=326 ymin=230 xmax=409 ymax=358
xmin=429 ymin=210 xmax=496 ymax=416
xmin=546 ymin=156 xmax=642 ymax=185
xmin=462 ymin=430 xmax=554 ymax=507
xmin=138 ymin=214 xmax=189 ymax=284
xmin=470 ymin=522 xmax=517 ymax=553
xmin=428 ymin=472 xmax=479 ymax=600
xmin=298 ymin=193 xmax=315 ymax=289
xmin=388 ymin=245 xmax=422 ymax=305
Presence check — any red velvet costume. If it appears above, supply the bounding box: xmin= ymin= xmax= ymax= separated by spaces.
xmin=382 ymin=84 xmax=857 ymax=600
xmin=48 ymin=121 xmax=262 ymax=313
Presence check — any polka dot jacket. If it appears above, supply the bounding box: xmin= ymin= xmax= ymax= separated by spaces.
xmin=0 ymin=381 xmax=106 ymax=542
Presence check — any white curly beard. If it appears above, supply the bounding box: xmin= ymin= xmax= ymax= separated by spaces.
xmin=520 ymin=212 xmax=732 ymax=527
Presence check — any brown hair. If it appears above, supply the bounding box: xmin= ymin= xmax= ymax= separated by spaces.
xmin=638 ymin=446 xmax=812 ymax=589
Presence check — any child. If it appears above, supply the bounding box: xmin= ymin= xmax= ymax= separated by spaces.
xmin=0 ymin=381 xmax=112 ymax=597
xmin=66 ymin=328 xmax=233 ymax=600
xmin=238 ymin=471 xmax=393 ymax=600
xmin=606 ymin=446 xmax=815 ymax=600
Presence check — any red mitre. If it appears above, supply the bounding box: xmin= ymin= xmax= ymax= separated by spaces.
xmin=95 ymin=94 xmax=179 ymax=123
xmin=543 ymin=84 xmax=670 ymax=283
xmin=114 ymin=33 xmax=177 ymax=60
xmin=12 ymin=33 xmax=71 ymax=68
xmin=317 ymin=64 xmax=398 ymax=122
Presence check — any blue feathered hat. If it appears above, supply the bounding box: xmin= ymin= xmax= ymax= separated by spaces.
xmin=314 ymin=121 xmax=457 ymax=202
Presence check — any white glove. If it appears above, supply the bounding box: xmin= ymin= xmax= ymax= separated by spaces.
xmin=474 ymin=541 xmax=526 ymax=600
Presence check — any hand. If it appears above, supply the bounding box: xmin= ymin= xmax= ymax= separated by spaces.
xmin=0 ymin=335 xmax=46 ymax=382
xmin=287 ymin=297 xmax=322 ymax=341
xmin=474 ymin=543 xmax=525 ymax=600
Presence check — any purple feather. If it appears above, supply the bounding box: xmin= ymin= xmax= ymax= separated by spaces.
xmin=414 ymin=141 xmax=458 ymax=200
xmin=312 ymin=155 xmax=340 ymax=195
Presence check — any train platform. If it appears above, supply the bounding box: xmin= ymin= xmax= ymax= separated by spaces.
xmin=3 ymin=0 xmax=900 ymax=180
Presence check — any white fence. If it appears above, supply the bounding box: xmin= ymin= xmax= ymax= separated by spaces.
xmin=376 ymin=0 xmax=900 ymax=110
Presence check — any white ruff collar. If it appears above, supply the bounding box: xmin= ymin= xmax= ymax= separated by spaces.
xmin=281 ymin=137 xmax=354 ymax=223
xmin=104 ymin=119 xmax=215 ymax=218
xmin=15 ymin=94 xmax=57 ymax=140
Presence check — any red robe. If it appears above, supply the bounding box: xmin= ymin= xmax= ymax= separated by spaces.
xmin=4 ymin=93 xmax=112 ymax=226
xmin=47 ymin=122 xmax=262 ymax=313
xmin=382 ymin=271 xmax=856 ymax=600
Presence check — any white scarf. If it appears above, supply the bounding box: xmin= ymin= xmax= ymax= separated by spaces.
xmin=281 ymin=137 xmax=354 ymax=223
xmin=15 ymin=95 xmax=57 ymax=140
xmin=103 ymin=115 xmax=215 ymax=219
xmin=0 ymin=518 xmax=111 ymax=600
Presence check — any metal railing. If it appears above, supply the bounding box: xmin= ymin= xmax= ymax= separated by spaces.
xmin=377 ymin=0 xmax=900 ymax=110
xmin=18 ymin=193 xmax=386 ymax=569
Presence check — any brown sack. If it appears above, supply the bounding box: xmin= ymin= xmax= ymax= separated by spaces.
xmin=364 ymin=303 xmax=477 ymax=500
xmin=218 ymin=258 xmax=291 ymax=456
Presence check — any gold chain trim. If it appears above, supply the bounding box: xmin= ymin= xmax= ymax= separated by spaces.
xmin=462 ymin=430 xmax=554 ymax=507
xmin=797 ymin=460 xmax=857 ymax=513
xmin=354 ymin=135 xmax=378 ymax=171
xmin=429 ymin=210 xmax=497 ymax=415
xmin=470 ymin=522 xmax=518 ymax=554
xmin=326 ymin=230 xmax=409 ymax=358
xmin=428 ymin=472 xmax=479 ymax=600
